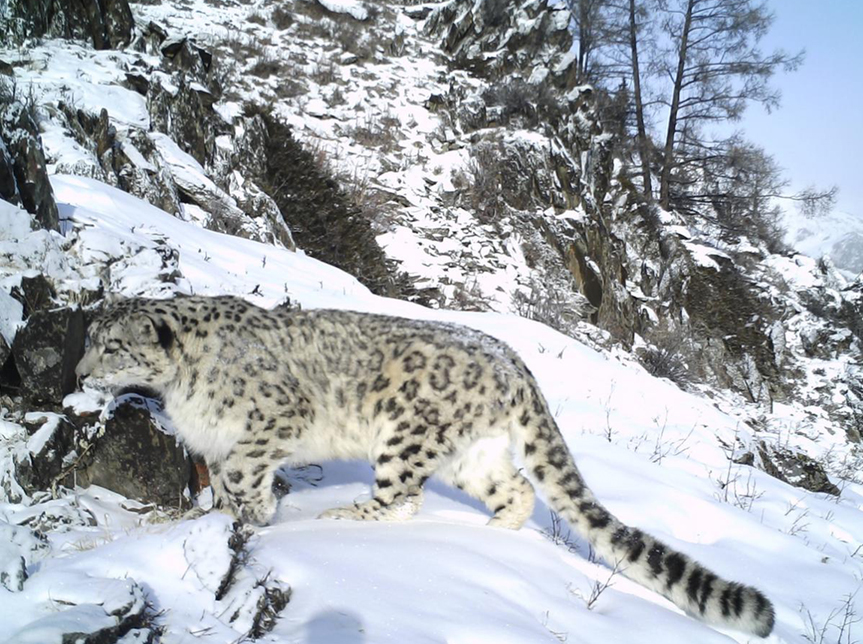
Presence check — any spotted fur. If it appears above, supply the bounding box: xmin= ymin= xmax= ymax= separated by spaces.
xmin=76 ymin=295 xmax=774 ymax=637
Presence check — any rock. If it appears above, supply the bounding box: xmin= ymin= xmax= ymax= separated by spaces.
xmin=15 ymin=273 xmax=57 ymax=316
xmin=160 ymin=38 xmax=212 ymax=80
xmin=0 ymin=105 xmax=60 ymax=231
xmin=0 ymin=334 xmax=10 ymax=373
xmin=227 ymin=172 xmax=296 ymax=250
xmin=0 ymin=137 xmax=20 ymax=206
xmin=78 ymin=396 xmax=191 ymax=509
xmin=148 ymin=76 xmax=218 ymax=166
xmin=8 ymin=575 xmax=150 ymax=643
xmin=99 ymin=0 xmax=135 ymax=49
xmin=21 ymin=412 xmax=78 ymax=492
xmin=0 ymin=524 xmax=49 ymax=592
xmin=124 ymin=71 xmax=151 ymax=96
xmin=314 ymin=0 xmax=369 ymax=21
xmin=757 ymin=442 xmax=841 ymax=496
xmin=114 ymin=130 xmax=184 ymax=216
xmin=427 ymin=0 xmax=573 ymax=87
xmin=12 ymin=307 xmax=85 ymax=405
xmin=2 ymin=0 xmax=134 ymax=49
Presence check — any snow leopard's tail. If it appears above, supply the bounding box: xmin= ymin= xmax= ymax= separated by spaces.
xmin=513 ymin=403 xmax=775 ymax=638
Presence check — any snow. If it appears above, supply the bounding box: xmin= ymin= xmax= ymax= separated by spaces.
xmin=1 ymin=175 xmax=862 ymax=643
xmin=683 ymin=241 xmax=731 ymax=270
xmin=318 ymin=0 xmax=369 ymax=21
xmin=8 ymin=41 xmax=152 ymax=130
xmin=0 ymin=1 xmax=862 ymax=641
xmin=23 ymin=412 xmax=64 ymax=456
xmin=0 ymin=288 xmax=23 ymax=346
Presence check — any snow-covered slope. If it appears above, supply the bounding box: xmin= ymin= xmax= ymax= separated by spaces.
xmin=2 ymin=176 xmax=863 ymax=643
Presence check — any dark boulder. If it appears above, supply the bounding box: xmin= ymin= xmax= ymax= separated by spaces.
xmin=78 ymin=396 xmax=191 ymax=509
xmin=0 ymin=334 xmax=9 ymax=374
xmin=11 ymin=307 xmax=85 ymax=405
xmin=15 ymin=273 xmax=57 ymax=316
xmin=18 ymin=413 xmax=78 ymax=493
xmin=0 ymin=105 xmax=60 ymax=232
xmin=0 ymin=137 xmax=20 ymax=206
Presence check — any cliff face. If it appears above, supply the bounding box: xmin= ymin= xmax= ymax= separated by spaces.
xmin=0 ymin=0 xmax=134 ymax=49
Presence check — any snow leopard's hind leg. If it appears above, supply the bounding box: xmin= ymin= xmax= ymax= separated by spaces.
xmin=436 ymin=435 xmax=536 ymax=529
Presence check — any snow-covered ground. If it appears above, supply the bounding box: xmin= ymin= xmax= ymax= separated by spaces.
xmin=2 ymin=177 xmax=863 ymax=643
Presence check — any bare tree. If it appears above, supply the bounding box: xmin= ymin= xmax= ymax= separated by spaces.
xmin=566 ymin=0 xmax=610 ymax=84
xmin=656 ymin=0 xmax=803 ymax=210
xmin=569 ymin=0 xmax=659 ymax=200
xmin=568 ymin=0 xmax=651 ymax=85
xmin=626 ymin=0 xmax=653 ymax=198
xmin=669 ymin=134 xmax=836 ymax=247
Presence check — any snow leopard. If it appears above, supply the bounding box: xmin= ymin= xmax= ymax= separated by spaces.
xmin=76 ymin=295 xmax=774 ymax=637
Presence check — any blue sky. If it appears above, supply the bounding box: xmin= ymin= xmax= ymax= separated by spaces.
xmin=736 ymin=0 xmax=863 ymax=219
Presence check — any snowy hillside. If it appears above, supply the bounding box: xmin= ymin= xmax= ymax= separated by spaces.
xmin=1 ymin=176 xmax=862 ymax=643
xmin=2 ymin=0 xmax=863 ymax=642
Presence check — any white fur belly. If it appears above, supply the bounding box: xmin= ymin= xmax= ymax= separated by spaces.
xmin=164 ymin=393 xmax=243 ymax=461
xmin=289 ymin=418 xmax=374 ymax=465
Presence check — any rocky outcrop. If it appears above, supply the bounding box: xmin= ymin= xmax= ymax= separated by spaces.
xmin=76 ymin=396 xmax=192 ymax=509
xmin=29 ymin=25 xmax=298 ymax=250
xmin=8 ymin=574 xmax=153 ymax=642
xmin=756 ymin=442 xmax=841 ymax=496
xmin=0 ymin=104 xmax=60 ymax=232
xmin=17 ymin=412 xmax=78 ymax=493
xmin=11 ymin=307 xmax=85 ymax=406
xmin=427 ymin=0 xmax=576 ymax=88
xmin=0 ymin=0 xmax=134 ymax=49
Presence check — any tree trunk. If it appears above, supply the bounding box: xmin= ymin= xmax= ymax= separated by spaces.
xmin=578 ymin=0 xmax=591 ymax=82
xmin=629 ymin=0 xmax=652 ymax=200
xmin=659 ymin=0 xmax=694 ymax=209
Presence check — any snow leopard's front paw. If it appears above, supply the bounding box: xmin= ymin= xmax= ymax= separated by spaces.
xmin=238 ymin=495 xmax=278 ymax=527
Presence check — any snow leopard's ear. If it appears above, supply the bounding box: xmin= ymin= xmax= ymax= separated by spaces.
xmin=134 ymin=314 xmax=174 ymax=351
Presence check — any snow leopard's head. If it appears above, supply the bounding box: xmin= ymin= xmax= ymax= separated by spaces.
xmin=76 ymin=298 xmax=178 ymax=393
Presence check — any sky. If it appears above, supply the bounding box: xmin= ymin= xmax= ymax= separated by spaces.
xmin=735 ymin=0 xmax=863 ymax=219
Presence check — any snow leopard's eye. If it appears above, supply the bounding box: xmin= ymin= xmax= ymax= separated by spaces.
xmin=103 ymin=340 xmax=122 ymax=355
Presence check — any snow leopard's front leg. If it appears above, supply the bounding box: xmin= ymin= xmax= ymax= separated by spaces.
xmin=214 ymin=438 xmax=290 ymax=526
xmin=206 ymin=460 xmax=240 ymax=520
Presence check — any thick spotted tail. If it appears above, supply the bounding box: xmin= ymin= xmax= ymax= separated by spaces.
xmin=514 ymin=413 xmax=775 ymax=637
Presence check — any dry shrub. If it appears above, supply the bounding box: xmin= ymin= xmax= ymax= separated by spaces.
xmin=272 ymin=4 xmax=294 ymax=30
xmin=258 ymin=112 xmax=402 ymax=297
xmin=638 ymin=327 xmax=693 ymax=389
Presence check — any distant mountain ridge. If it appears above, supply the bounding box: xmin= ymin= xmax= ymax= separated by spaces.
xmin=784 ymin=206 xmax=863 ymax=279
